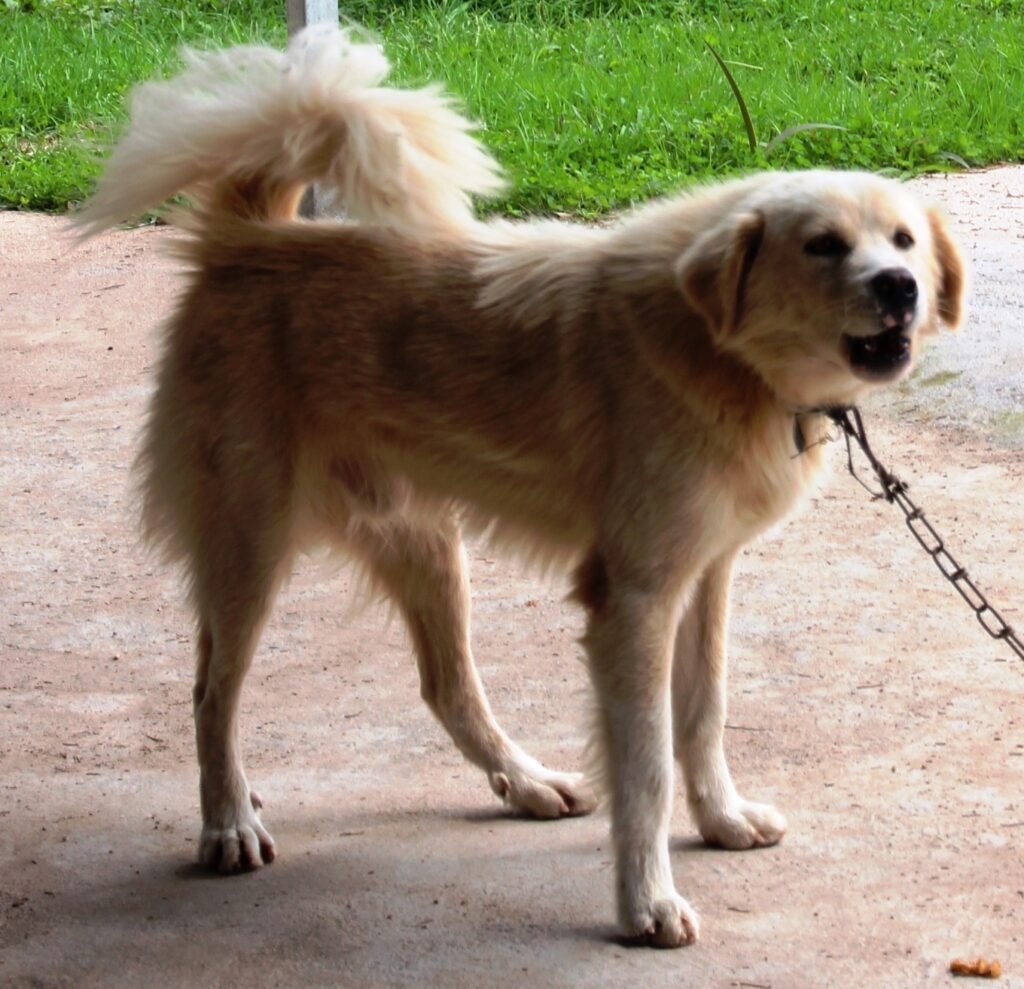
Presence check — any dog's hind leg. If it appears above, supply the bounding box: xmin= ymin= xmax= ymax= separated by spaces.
xmin=189 ymin=508 xmax=292 ymax=874
xmin=672 ymin=552 xmax=786 ymax=850
xmin=350 ymin=518 xmax=596 ymax=819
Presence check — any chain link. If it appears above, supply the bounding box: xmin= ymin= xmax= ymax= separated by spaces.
xmin=824 ymin=406 xmax=1024 ymax=663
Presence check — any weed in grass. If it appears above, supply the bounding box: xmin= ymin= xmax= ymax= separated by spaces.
xmin=704 ymin=40 xmax=849 ymax=165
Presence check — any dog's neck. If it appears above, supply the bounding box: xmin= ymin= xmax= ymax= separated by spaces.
xmin=636 ymin=289 xmax=796 ymax=421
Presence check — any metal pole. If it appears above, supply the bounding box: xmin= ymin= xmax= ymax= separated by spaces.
xmin=286 ymin=0 xmax=339 ymax=35
xmin=286 ymin=0 xmax=340 ymax=217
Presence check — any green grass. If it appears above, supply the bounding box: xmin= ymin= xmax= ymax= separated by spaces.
xmin=2 ymin=0 xmax=1023 ymax=215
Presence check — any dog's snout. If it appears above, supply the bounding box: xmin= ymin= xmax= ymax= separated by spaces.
xmin=871 ymin=267 xmax=918 ymax=311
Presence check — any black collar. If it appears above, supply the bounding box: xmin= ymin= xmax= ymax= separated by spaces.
xmin=794 ymin=406 xmax=854 ymax=456
xmin=793 ymin=414 xmax=807 ymax=454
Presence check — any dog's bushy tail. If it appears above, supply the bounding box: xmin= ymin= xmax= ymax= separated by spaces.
xmin=76 ymin=25 xmax=504 ymax=239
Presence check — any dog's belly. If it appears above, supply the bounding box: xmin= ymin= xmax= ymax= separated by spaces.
xmin=396 ymin=439 xmax=592 ymax=545
xmin=298 ymin=424 xmax=594 ymax=562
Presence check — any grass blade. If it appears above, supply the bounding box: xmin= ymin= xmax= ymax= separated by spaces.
xmin=935 ymin=150 xmax=971 ymax=170
xmin=765 ymin=122 xmax=847 ymax=156
xmin=705 ymin=41 xmax=757 ymax=153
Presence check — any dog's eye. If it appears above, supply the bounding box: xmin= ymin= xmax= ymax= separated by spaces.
xmin=893 ymin=229 xmax=915 ymax=250
xmin=804 ymin=232 xmax=850 ymax=258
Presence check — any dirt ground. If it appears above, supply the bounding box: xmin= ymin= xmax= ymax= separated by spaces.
xmin=2 ymin=169 xmax=1023 ymax=988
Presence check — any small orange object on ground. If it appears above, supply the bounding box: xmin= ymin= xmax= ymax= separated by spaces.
xmin=950 ymin=958 xmax=1002 ymax=979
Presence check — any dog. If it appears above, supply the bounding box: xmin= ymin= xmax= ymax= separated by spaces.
xmin=78 ymin=26 xmax=965 ymax=947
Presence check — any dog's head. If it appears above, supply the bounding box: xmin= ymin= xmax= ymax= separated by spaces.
xmin=677 ymin=171 xmax=965 ymax=409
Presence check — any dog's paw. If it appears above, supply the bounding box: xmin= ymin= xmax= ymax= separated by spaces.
xmin=697 ymin=798 xmax=787 ymax=850
xmin=625 ymin=893 xmax=700 ymax=949
xmin=488 ymin=766 xmax=597 ymax=819
xmin=199 ymin=790 xmax=276 ymax=873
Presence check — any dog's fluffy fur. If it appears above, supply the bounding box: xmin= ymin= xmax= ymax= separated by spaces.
xmin=79 ymin=27 xmax=965 ymax=947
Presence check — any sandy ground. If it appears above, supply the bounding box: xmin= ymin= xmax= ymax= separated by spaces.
xmin=1 ymin=169 xmax=1023 ymax=988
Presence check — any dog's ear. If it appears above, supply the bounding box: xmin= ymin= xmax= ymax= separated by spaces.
xmin=676 ymin=210 xmax=765 ymax=340
xmin=928 ymin=207 xmax=965 ymax=330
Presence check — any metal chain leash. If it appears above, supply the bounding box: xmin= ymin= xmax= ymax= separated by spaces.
xmin=822 ymin=406 xmax=1024 ymax=663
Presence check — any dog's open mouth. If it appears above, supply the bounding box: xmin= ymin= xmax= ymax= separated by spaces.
xmin=843 ymin=324 xmax=911 ymax=377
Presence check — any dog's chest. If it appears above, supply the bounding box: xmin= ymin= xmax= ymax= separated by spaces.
xmin=717 ymin=416 xmax=826 ymax=535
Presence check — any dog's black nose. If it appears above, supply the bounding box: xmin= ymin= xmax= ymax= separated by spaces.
xmin=871 ymin=267 xmax=918 ymax=311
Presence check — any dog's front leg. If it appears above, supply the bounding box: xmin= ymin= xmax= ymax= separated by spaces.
xmin=672 ymin=552 xmax=787 ymax=849
xmin=583 ymin=565 xmax=699 ymax=948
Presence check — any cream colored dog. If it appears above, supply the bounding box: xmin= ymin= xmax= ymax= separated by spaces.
xmin=79 ymin=27 xmax=964 ymax=947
